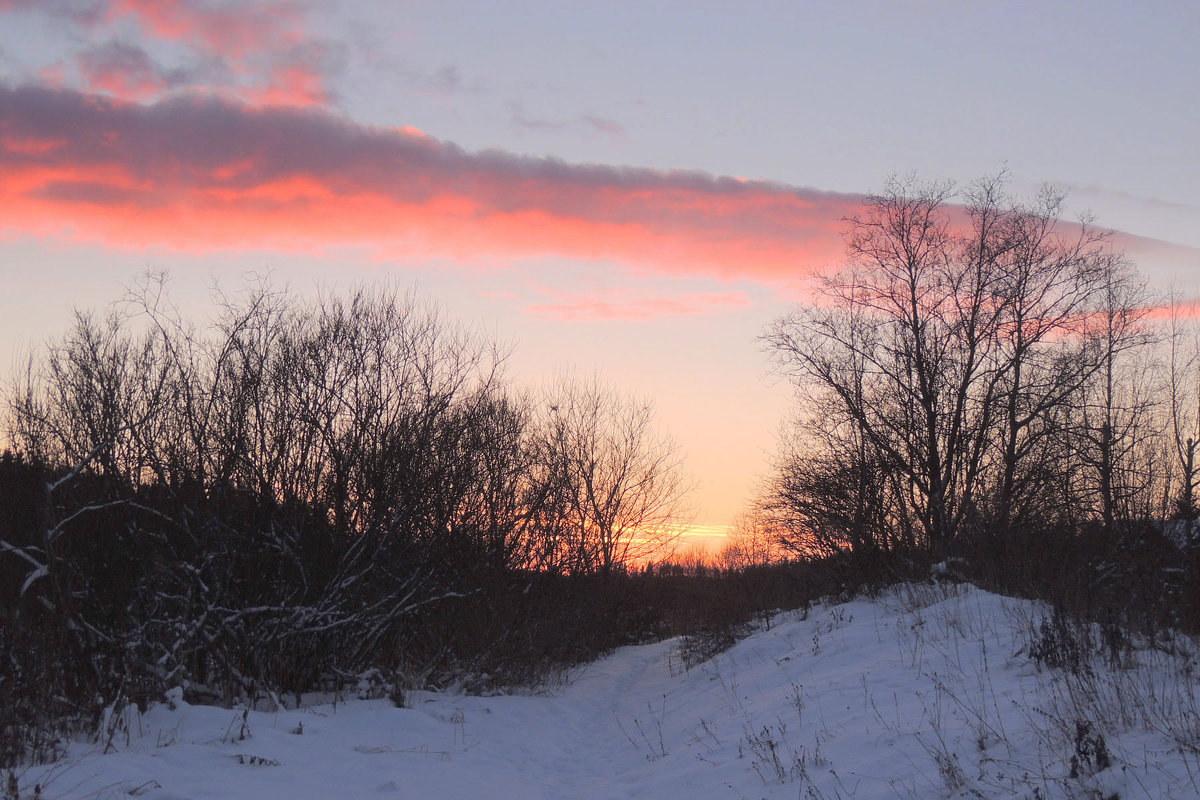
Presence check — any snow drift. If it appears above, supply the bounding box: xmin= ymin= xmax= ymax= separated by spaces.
xmin=15 ymin=582 xmax=1200 ymax=799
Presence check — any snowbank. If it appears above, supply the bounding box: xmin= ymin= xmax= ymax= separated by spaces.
xmin=15 ymin=583 xmax=1200 ymax=799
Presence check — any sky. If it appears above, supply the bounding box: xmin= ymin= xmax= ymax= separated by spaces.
xmin=1 ymin=0 xmax=1198 ymax=549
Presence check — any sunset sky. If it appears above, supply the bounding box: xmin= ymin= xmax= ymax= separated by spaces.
xmin=2 ymin=1 xmax=1198 ymax=549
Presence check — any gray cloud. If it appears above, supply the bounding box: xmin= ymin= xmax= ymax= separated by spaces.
xmin=511 ymin=101 xmax=626 ymax=137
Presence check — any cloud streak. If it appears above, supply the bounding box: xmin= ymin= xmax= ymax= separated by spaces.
xmin=0 ymin=84 xmax=860 ymax=280
xmin=1140 ymin=297 xmax=1200 ymax=324
xmin=510 ymin=101 xmax=627 ymax=138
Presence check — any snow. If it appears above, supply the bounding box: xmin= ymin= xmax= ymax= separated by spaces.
xmin=16 ymin=582 xmax=1200 ymax=799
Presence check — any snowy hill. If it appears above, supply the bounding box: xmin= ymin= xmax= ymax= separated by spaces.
xmin=15 ymin=582 xmax=1200 ymax=799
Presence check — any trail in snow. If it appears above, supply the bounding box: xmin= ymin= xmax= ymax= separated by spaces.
xmin=17 ymin=583 xmax=1200 ymax=799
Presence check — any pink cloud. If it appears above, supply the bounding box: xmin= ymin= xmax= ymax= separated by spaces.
xmin=4 ymin=83 xmax=1188 ymax=293
xmin=0 ymin=85 xmax=859 ymax=281
xmin=109 ymin=0 xmax=308 ymax=61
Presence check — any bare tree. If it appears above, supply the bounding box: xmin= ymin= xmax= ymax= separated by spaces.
xmin=1167 ymin=297 xmax=1200 ymax=523
xmin=981 ymin=184 xmax=1112 ymax=533
xmin=1074 ymin=257 xmax=1159 ymax=529
xmin=764 ymin=174 xmax=1140 ymax=557
xmin=717 ymin=508 xmax=785 ymax=570
xmin=762 ymin=408 xmax=900 ymax=565
xmin=539 ymin=377 xmax=693 ymax=575
xmin=765 ymin=176 xmax=1008 ymax=551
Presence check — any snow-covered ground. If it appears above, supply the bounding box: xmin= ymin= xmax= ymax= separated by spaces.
xmin=16 ymin=582 xmax=1200 ymax=799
